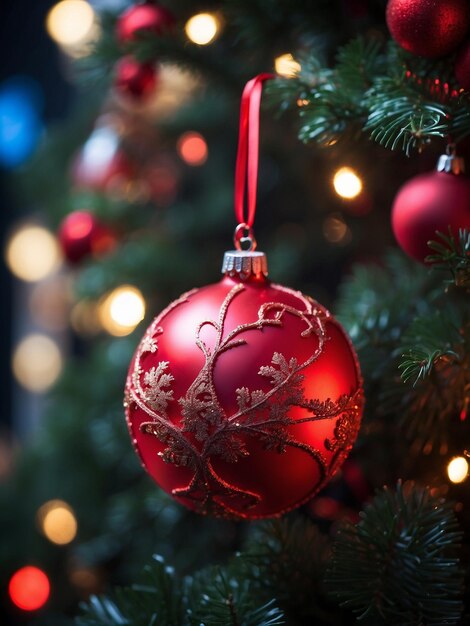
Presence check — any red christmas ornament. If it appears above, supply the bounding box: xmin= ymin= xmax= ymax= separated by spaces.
xmin=71 ymin=126 xmax=134 ymax=193
xmin=455 ymin=41 xmax=470 ymax=90
xmin=114 ymin=56 xmax=158 ymax=101
xmin=386 ymin=0 xmax=470 ymax=58
xmin=124 ymin=75 xmax=364 ymax=519
xmin=116 ymin=2 xmax=175 ymax=44
xmin=392 ymin=152 xmax=470 ymax=262
xmin=58 ymin=210 xmax=117 ymax=264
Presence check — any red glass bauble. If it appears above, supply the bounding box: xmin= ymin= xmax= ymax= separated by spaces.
xmin=391 ymin=169 xmax=470 ymax=262
xmin=116 ymin=2 xmax=175 ymax=43
xmin=125 ymin=264 xmax=363 ymax=519
xmin=455 ymin=41 xmax=470 ymax=90
xmin=58 ymin=210 xmax=117 ymax=264
xmin=114 ymin=56 xmax=158 ymax=101
xmin=386 ymin=0 xmax=470 ymax=58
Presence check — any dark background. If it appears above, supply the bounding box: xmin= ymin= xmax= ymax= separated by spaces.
xmin=0 ymin=0 xmax=72 ymax=433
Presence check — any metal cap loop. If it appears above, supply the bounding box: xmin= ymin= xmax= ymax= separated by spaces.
xmin=234 ymin=223 xmax=257 ymax=251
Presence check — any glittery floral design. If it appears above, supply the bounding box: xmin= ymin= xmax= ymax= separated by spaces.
xmin=126 ymin=284 xmax=363 ymax=517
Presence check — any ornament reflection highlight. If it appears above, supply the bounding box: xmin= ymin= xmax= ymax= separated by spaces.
xmin=185 ymin=13 xmax=219 ymax=45
xmin=99 ymin=285 xmax=145 ymax=336
xmin=447 ymin=456 xmax=469 ymax=483
xmin=333 ymin=167 xmax=363 ymax=199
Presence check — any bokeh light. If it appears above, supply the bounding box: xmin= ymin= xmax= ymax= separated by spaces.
xmin=323 ymin=214 xmax=351 ymax=244
xmin=177 ymin=131 xmax=208 ymax=166
xmin=447 ymin=456 xmax=469 ymax=483
xmin=37 ymin=500 xmax=77 ymax=545
xmin=185 ymin=13 xmax=219 ymax=45
xmin=12 ymin=334 xmax=63 ymax=393
xmin=46 ymin=0 xmax=95 ymax=47
xmin=5 ymin=224 xmax=61 ymax=282
xmin=0 ymin=78 xmax=43 ymax=168
xmin=98 ymin=285 xmax=145 ymax=336
xmin=9 ymin=566 xmax=50 ymax=611
xmin=333 ymin=166 xmax=363 ymax=199
xmin=275 ymin=53 xmax=301 ymax=77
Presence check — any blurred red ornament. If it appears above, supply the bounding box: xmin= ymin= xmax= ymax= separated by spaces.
xmin=58 ymin=210 xmax=117 ymax=264
xmin=455 ymin=41 xmax=470 ymax=90
xmin=9 ymin=566 xmax=50 ymax=611
xmin=71 ymin=126 xmax=134 ymax=192
xmin=116 ymin=2 xmax=175 ymax=43
xmin=386 ymin=0 xmax=470 ymax=58
xmin=114 ymin=56 xmax=158 ymax=101
xmin=392 ymin=153 xmax=470 ymax=262
xmin=125 ymin=254 xmax=363 ymax=519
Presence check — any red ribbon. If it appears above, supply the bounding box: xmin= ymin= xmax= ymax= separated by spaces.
xmin=234 ymin=73 xmax=275 ymax=230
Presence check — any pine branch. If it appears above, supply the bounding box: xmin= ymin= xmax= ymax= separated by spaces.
xmin=187 ymin=567 xmax=284 ymax=626
xmin=326 ymin=482 xmax=464 ymax=625
xmin=335 ymin=251 xmax=433 ymax=382
xmin=399 ymin=310 xmax=464 ymax=385
xmin=76 ymin=554 xmax=285 ymax=626
xmin=364 ymin=76 xmax=448 ymax=155
xmin=241 ymin=518 xmax=335 ymax=622
xmin=268 ymin=36 xmax=470 ymax=155
xmin=76 ymin=555 xmax=185 ymax=626
xmin=426 ymin=228 xmax=470 ymax=288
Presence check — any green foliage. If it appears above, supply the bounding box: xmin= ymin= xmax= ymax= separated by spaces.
xmin=269 ymin=37 xmax=470 ymax=154
xmin=242 ymin=518 xmax=335 ymax=622
xmin=336 ymin=251 xmax=433 ymax=382
xmin=327 ymin=482 xmax=464 ymax=625
xmin=77 ymin=554 xmax=285 ymax=626
xmin=399 ymin=310 xmax=464 ymax=385
xmin=427 ymin=228 xmax=470 ymax=287
xmin=336 ymin=250 xmax=470 ymax=450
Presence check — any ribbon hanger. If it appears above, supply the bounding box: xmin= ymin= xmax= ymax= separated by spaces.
xmin=233 ymin=73 xmax=274 ymax=251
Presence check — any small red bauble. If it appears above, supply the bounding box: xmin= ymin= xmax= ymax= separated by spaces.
xmin=386 ymin=0 xmax=470 ymax=58
xmin=391 ymin=156 xmax=470 ymax=262
xmin=58 ymin=210 xmax=117 ymax=264
xmin=114 ymin=56 xmax=158 ymax=101
xmin=455 ymin=41 xmax=470 ymax=90
xmin=116 ymin=2 xmax=175 ymax=43
xmin=125 ymin=253 xmax=363 ymax=519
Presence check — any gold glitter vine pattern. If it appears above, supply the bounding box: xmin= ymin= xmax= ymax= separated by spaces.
xmin=125 ymin=284 xmax=363 ymax=517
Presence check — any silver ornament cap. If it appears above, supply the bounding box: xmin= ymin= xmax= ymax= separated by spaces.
xmin=222 ymin=250 xmax=268 ymax=280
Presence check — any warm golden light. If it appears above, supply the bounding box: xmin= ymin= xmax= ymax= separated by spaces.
xmin=37 ymin=500 xmax=77 ymax=545
xmin=185 ymin=13 xmax=219 ymax=45
xmin=5 ymin=225 xmax=61 ymax=282
xmin=46 ymin=0 xmax=95 ymax=47
xmin=177 ymin=132 xmax=208 ymax=166
xmin=98 ymin=285 xmax=145 ymax=336
xmin=275 ymin=53 xmax=301 ymax=77
xmin=333 ymin=166 xmax=363 ymax=199
xmin=12 ymin=334 xmax=63 ymax=393
xmin=447 ymin=456 xmax=469 ymax=484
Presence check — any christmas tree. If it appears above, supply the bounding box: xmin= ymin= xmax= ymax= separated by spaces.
xmin=1 ymin=1 xmax=469 ymax=624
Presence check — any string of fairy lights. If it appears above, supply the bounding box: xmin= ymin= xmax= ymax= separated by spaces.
xmin=3 ymin=0 xmax=468 ymax=615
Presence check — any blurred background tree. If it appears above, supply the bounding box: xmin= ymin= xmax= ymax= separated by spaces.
xmin=0 ymin=0 xmax=469 ymax=624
